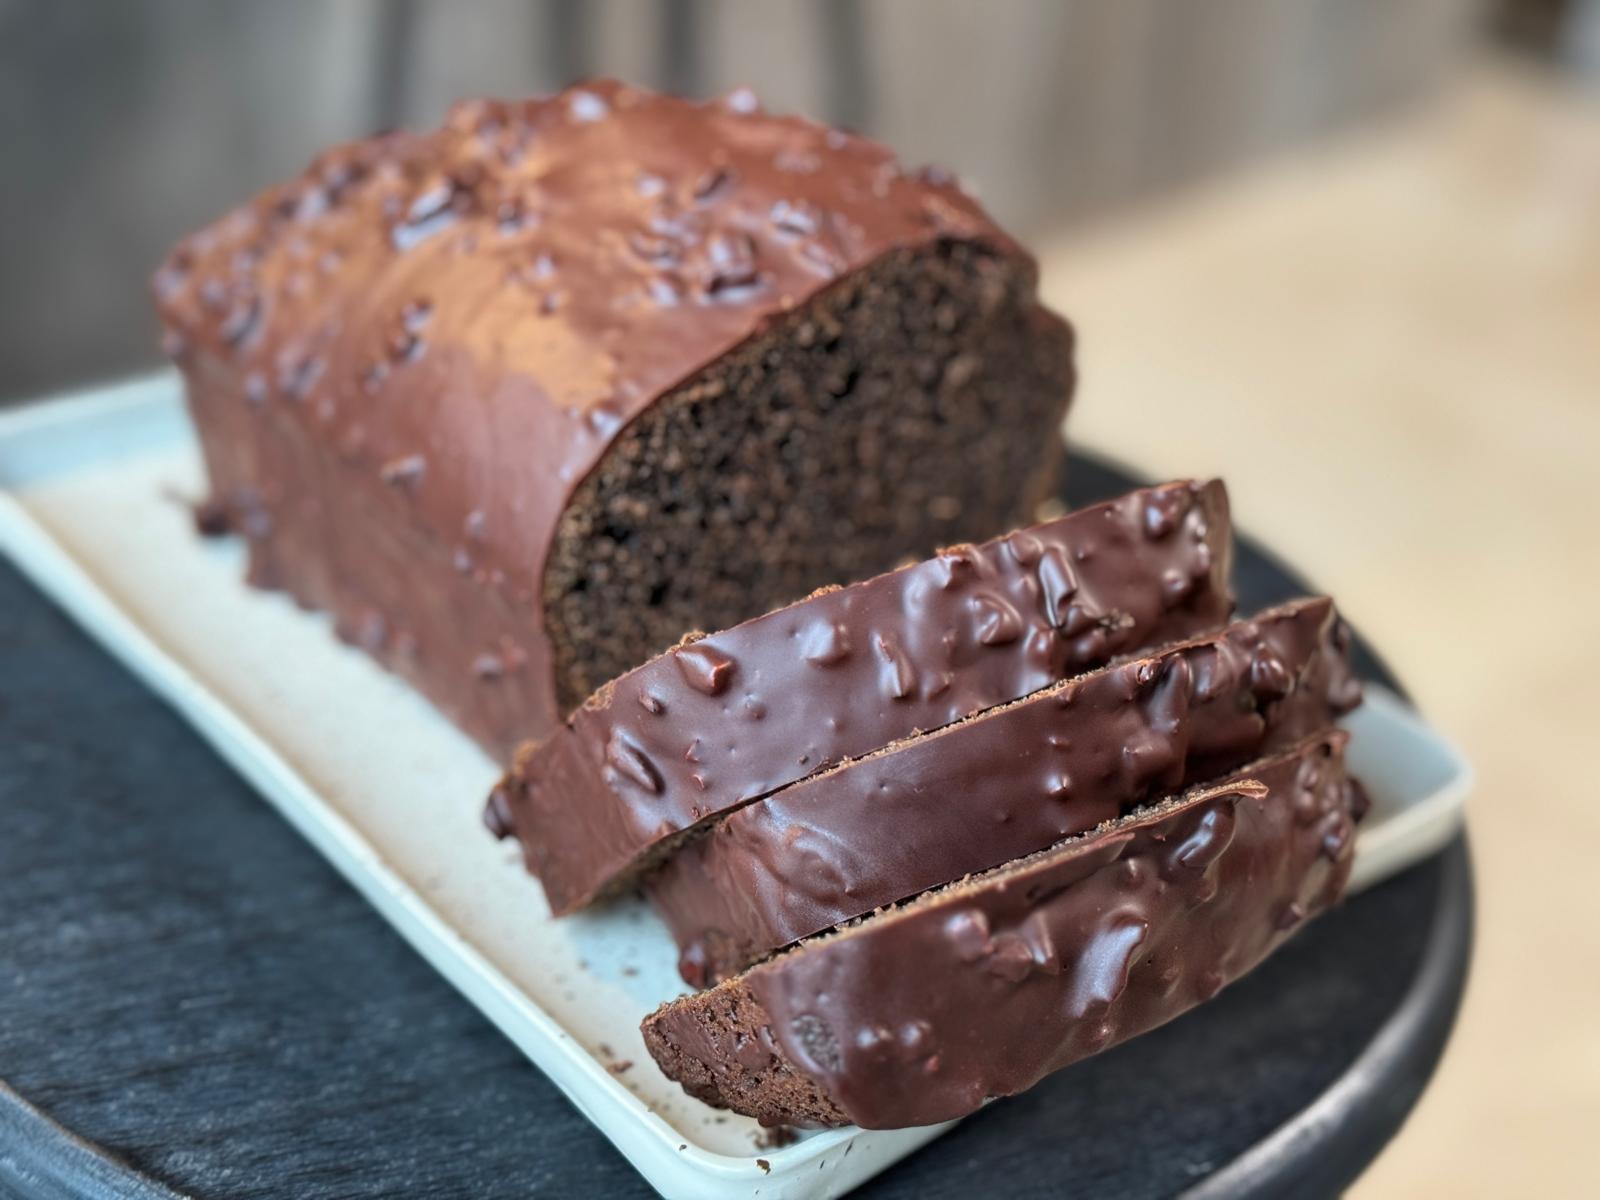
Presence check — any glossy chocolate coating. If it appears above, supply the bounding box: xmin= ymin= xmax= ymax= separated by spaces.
xmin=650 ymin=596 xmax=1360 ymax=983
xmin=153 ymin=80 xmax=1028 ymax=756
xmin=644 ymin=732 xmax=1360 ymax=1129
xmin=493 ymin=480 xmax=1235 ymax=912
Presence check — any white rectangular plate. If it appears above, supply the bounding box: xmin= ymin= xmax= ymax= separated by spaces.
xmin=0 ymin=374 xmax=1472 ymax=1199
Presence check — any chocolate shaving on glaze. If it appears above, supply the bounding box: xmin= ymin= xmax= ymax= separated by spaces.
xmin=641 ymin=732 xmax=1361 ymax=1129
xmin=152 ymin=79 xmax=1035 ymax=758
xmin=648 ymin=595 xmax=1360 ymax=984
xmin=495 ymin=480 xmax=1235 ymax=913
xmin=191 ymin=498 xmax=232 ymax=537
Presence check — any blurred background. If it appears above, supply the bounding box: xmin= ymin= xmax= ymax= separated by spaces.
xmin=6 ymin=0 xmax=1597 ymax=398
xmin=2 ymin=1 xmax=1597 ymax=1195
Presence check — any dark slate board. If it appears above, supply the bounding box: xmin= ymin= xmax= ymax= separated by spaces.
xmin=0 ymin=452 xmax=1472 ymax=1199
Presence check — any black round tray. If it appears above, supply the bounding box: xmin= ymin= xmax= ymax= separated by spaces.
xmin=0 ymin=451 xmax=1472 ymax=1199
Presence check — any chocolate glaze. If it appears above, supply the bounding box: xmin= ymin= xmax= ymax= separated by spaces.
xmin=649 ymin=595 xmax=1360 ymax=983
xmin=153 ymin=80 xmax=1035 ymax=757
xmin=494 ymin=480 xmax=1236 ymax=913
xmin=642 ymin=732 xmax=1361 ymax=1129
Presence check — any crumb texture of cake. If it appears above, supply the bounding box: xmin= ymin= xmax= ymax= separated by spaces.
xmin=648 ymin=594 xmax=1361 ymax=984
xmin=153 ymin=79 xmax=1075 ymax=758
xmin=493 ymin=479 xmax=1235 ymax=914
xmin=640 ymin=732 xmax=1363 ymax=1130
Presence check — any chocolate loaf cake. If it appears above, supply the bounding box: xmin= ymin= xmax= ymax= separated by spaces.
xmin=649 ymin=595 xmax=1360 ymax=984
xmin=152 ymin=80 xmax=1076 ymax=758
xmin=490 ymin=479 xmax=1234 ymax=914
xmin=642 ymin=731 xmax=1363 ymax=1129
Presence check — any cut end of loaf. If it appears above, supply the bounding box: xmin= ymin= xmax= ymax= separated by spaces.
xmin=542 ymin=241 xmax=1075 ymax=709
xmin=641 ymin=983 xmax=850 ymax=1129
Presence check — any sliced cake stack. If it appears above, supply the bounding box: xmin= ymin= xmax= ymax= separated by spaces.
xmin=490 ymin=478 xmax=1367 ymax=1127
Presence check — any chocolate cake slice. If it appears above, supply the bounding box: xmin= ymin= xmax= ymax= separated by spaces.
xmin=152 ymin=80 xmax=1075 ymax=759
xmin=490 ymin=479 xmax=1234 ymax=914
xmin=641 ymin=731 xmax=1363 ymax=1129
xmin=647 ymin=595 xmax=1360 ymax=984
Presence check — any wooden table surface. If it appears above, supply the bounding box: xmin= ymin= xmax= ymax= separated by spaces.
xmin=1035 ymin=59 xmax=1600 ymax=1198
